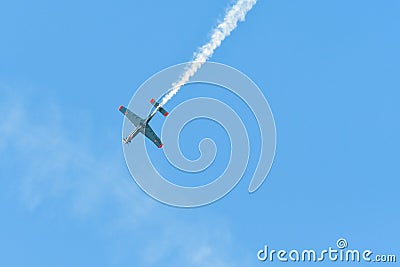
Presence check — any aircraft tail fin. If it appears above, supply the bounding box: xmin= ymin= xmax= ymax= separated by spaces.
xmin=150 ymin=98 xmax=169 ymax=116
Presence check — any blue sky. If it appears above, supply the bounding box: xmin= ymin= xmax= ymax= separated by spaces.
xmin=1 ymin=0 xmax=399 ymax=266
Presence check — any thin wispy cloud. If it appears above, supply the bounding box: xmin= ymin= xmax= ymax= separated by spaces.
xmin=0 ymin=86 xmax=251 ymax=266
xmin=0 ymin=87 xmax=153 ymax=220
xmin=138 ymin=218 xmax=252 ymax=267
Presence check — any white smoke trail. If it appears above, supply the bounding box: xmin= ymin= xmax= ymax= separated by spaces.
xmin=160 ymin=0 xmax=257 ymax=106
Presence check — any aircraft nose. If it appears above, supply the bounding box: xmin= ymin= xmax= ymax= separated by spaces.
xmin=118 ymin=105 xmax=124 ymax=111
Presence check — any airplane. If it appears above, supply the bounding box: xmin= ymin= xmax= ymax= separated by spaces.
xmin=119 ymin=98 xmax=169 ymax=148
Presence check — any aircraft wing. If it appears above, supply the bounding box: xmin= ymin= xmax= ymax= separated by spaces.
xmin=144 ymin=125 xmax=163 ymax=148
xmin=119 ymin=106 xmax=142 ymax=127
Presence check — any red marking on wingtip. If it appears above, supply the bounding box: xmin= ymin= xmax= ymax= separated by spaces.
xmin=164 ymin=112 xmax=169 ymax=117
xmin=119 ymin=105 xmax=124 ymax=111
xmin=150 ymin=98 xmax=155 ymax=104
xmin=158 ymin=144 xmax=163 ymax=148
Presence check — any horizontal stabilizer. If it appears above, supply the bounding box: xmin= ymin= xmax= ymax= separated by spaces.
xmin=150 ymin=98 xmax=169 ymax=116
